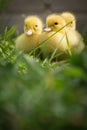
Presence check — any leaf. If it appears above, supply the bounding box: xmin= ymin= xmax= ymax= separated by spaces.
xmin=65 ymin=31 xmax=72 ymax=56
xmin=4 ymin=25 xmax=17 ymax=40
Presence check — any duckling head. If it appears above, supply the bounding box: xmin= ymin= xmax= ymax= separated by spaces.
xmin=61 ymin=12 xmax=76 ymax=30
xmin=44 ymin=14 xmax=66 ymax=33
xmin=24 ymin=16 xmax=43 ymax=36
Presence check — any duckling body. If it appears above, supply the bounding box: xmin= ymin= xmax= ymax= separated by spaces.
xmin=64 ymin=29 xmax=84 ymax=54
xmin=16 ymin=16 xmax=43 ymax=52
xmin=16 ymin=33 xmax=41 ymax=52
xmin=61 ymin=12 xmax=85 ymax=54
xmin=40 ymin=14 xmax=66 ymax=55
xmin=41 ymin=29 xmax=84 ymax=55
xmin=40 ymin=31 xmax=64 ymax=53
xmin=40 ymin=13 xmax=85 ymax=57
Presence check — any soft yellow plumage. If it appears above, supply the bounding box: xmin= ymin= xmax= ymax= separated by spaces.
xmin=40 ymin=14 xmax=66 ymax=55
xmin=61 ymin=12 xmax=85 ymax=54
xmin=61 ymin=12 xmax=76 ymax=30
xmin=15 ymin=16 xmax=43 ymax=52
xmin=40 ymin=13 xmax=85 ymax=57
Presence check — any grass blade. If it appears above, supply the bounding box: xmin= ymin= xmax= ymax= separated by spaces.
xmin=65 ymin=32 xmax=72 ymax=56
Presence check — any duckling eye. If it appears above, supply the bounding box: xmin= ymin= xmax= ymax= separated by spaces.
xmin=35 ymin=25 xmax=38 ymax=27
xmin=54 ymin=22 xmax=58 ymax=25
xmin=70 ymin=21 xmax=73 ymax=24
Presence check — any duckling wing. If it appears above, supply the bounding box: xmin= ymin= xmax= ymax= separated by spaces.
xmin=40 ymin=31 xmax=64 ymax=53
xmin=16 ymin=34 xmax=41 ymax=52
xmin=63 ymin=29 xmax=85 ymax=54
xmin=73 ymin=30 xmax=85 ymax=54
xmin=15 ymin=33 xmax=27 ymax=51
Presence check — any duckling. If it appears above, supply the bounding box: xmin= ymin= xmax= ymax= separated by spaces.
xmin=61 ymin=12 xmax=76 ymax=30
xmin=40 ymin=13 xmax=85 ymax=57
xmin=61 ymin=12 xmax=85 ymax=54
xmin=40 ymin=14 xmax=66 ymax=55
xmin=16 ymin=15 xmax=43 ymax=52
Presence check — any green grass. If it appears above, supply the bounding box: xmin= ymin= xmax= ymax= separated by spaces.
xmin=0 ymin=26 xmax=87 ymax=130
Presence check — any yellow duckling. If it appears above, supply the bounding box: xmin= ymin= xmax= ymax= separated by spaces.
xmin=40 ymin=14 xmax=66 ymax=55
xmin=61 ymin=12 xmax=85 ymax=54
xmin=61 ymin=12 xmax=76 ymax=30
xmin=16 ymin=15 xmax=43 ymax=52
xmin=40 ymin=13 xmax=85 ymax=57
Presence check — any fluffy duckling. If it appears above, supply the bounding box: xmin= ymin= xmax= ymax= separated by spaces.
xmin=16 ymin=16 xmax=43 ymax=52
xmin=40 ymin=13 xmax=85 ymax=57
xmin=61 ymin=12 xmax=85 ymax=53
xmin=61 ymin=12 xmax=76 ymax=30
xmin=64 ymin=29 xmax=85 ymax=54
xmin=40 ymin=14 xmax=66 ymax=55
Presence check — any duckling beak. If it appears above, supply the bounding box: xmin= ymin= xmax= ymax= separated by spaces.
xmin=43 ymin=27 xmax=52 ymax=32
xmin=26 ymin=29 xmax=33 ymax=36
